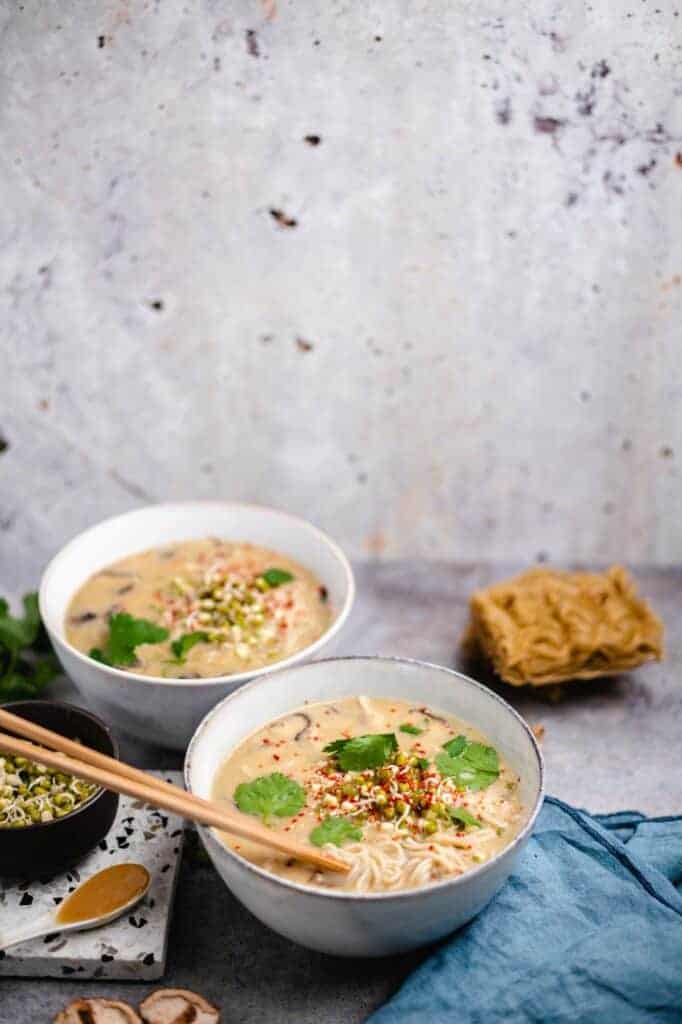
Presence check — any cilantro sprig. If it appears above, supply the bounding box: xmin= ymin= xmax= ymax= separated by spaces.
xmin=89 ymin=612 xmax=169 ymax=667
xmin=449 ymin=807 xmax=482 ymax=829
xmin=324 ymin=733 xmax=398 ymax=772
xmin=435 ymin=735 xmax=500 ymax=791
xmin=170 ymin=631 xmax=209 ymax=664
xmin=399 ymin=723 xmax=423 ymax=736
xmin=234 ymin=772 xmax=305 ymax=823
xmin=0 ymin=593 xmax=61 ymax=700
xmin=261 ymin=568 xmax=294 ymax=588
xmin=310 ymin=815 xmax=363 ymax=848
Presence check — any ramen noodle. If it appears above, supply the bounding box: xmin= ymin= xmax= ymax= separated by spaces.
xmin=212 ymin=696 xmax=525 ymax=893
xmin=66 ymin=539 xmax=331 ymax=678
xmin=468 ymin=565 xmax=663 ymax=686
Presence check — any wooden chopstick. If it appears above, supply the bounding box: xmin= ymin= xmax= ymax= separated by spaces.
xmin=0 ymin=727 xmax=349 ymax=875
xmin=0 ymin=708 xmax=188 ymax=805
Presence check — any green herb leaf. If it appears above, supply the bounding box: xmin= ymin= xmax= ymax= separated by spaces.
xmin=89 ymin=612 xmax=169 ymax=667
xmin=0 ymin=593 xmax=60 ymax=701
xmin=261 ymin=568 xmax=294 ymax=587
xmin=170 ymin=631 xmax=209 ymax=663
xmin=310 ymin=815 xmax=363 ymax=848
xmin=88 ymin=647 xmax=111 ymax=666
xmin=449 ymin=807 xmax=482 ymax=829
xmin=436 ymin=738 xmax=500 ymax=791
xmin=324 ymin=733 xmax=398 ymax=771
xmin=399 ymin=723 xmax=423 ymax=736
xmin=442 ymin=734 xmax=467 ymax=758
xmin=234 ymin=772 xmax=305 ymax=822
xmin=0 ymin=593 xmax=42 ymax=651
xmin=416 ymin=757 xmax=430 ymax=770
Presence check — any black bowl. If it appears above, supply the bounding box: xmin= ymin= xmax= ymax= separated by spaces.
xmin=0 ymin=700 xmax=119 ymax=878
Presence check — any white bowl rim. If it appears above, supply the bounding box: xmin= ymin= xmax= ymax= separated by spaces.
xmin=184 ymin=655 xmax=545 ymax=903
xmin=39 ymin=501 xmax=356 ymax=688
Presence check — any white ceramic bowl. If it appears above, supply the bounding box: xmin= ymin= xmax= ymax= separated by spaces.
xmin=185 ymin=656 xmax=544 ymax=957
xmin=39 ymin=503 xmax=355 ymax=750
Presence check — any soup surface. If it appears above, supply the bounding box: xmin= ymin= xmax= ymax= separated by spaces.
xmin=212 ymin=696 xmax=525 ymax=893
xmin=66 ymin=539 xmax=331 ymax=678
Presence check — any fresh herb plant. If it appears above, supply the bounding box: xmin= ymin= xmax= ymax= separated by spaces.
xmin=0 ymin=593 xmax=60 ymax=700
xmin=324 ymin=733 xmax=399 ymax=771
xmin=234 ymin=772 xmax=306 ymax=822
xmin=89 ymin=612 xmax=169 ymax=667
xmin=436 ymin=735 xmax=500 ymax=791
xmin=310 ymin=815 xmax=363 ymax=847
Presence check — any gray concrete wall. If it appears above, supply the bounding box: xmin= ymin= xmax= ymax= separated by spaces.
xmin=1 ymin=0 xmax=681 ymax=590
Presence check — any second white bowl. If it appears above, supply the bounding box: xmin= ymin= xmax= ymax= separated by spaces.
xmin=185 ymin=656 xmax=544 ymax=957
xmin=39 ymin=502 xmax=355 ymax=749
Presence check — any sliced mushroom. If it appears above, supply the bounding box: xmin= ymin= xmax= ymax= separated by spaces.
xmin=54 ymin=998 xmax=142 ymax=1024
xmin=288 ymin=711 xmax=312 ymax=741
xmin=411 ymin=706 xmax=447 ymax=725
xmin=70 ymin=611 xmax=98 ymax=624
xmin=139 ymin=989 xmax=220 ymax=1024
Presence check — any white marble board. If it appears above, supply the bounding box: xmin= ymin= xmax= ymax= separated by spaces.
xmin=0 ymin=772 xmax=184 ymax=980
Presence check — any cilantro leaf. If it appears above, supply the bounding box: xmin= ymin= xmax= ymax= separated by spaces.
xmin=0 ymin=593 xmax=60 ymax=701
xmin=416 ymin=757 xmax=430 ymax=770
xmin=449 ymin=807 xmax=482 ymax=829
xmin=89 ymin=612 xmax=169 ymax=667
xmin=399 ymin=723 xmax=423 ymax=736
xmin=323 ymin=733 xmax=398 ymax=771
xmin=89 ymin=647 xmax=111 ymax=665
xmin=436 ymin=738 xmax=500 ymax=791
xmin=234 ymin=772 xmax=305 ymax=822
xmin=0 ymin=593 xmax=42 ymax=650
xmin=310 ymin=816 xmax=363 ymax=847
xmin=170 ymin=631 xmax=209 ymax=663
xmin=442 ymin=734 xmax=467 ymax=757
xmin=261 ymin=568 xmax=294 ymax=587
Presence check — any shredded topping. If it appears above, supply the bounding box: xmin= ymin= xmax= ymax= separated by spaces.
xmin=0 ymin=753 xmax=98 ymax=827
xmin=157 ymin=559 xmax=297 ymax=664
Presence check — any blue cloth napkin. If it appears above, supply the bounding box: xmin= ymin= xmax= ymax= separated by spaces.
xmin=369 ymin=797 xmax=682 ymax=1024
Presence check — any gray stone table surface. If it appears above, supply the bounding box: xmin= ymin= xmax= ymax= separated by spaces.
xmin=2 ymin=561 xmax=680 ymax=1023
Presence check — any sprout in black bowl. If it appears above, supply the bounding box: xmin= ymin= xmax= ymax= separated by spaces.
xmin=0 ymin=701 xmax=118 ymax=878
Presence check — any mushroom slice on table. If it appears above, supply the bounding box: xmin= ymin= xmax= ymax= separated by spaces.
xmin=54 ymin=998 xmax=142 ymax=1024
xmin=139 ymin=988 xmax=220 ymax=1024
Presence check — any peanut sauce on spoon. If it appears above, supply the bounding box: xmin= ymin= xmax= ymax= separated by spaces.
xmin=57 ymin=863 xmax=150 ymax=924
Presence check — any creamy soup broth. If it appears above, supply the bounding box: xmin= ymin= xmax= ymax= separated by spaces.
xmin=66 ymin=539 xmax=331 ymax=678
xmin=212 ymin=696 xmax=525 ymax=893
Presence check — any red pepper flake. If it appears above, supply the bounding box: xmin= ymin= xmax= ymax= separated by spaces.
xmin=273 ymin=754 xmax=280 ymax=761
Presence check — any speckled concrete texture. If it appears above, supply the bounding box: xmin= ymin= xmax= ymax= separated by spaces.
xmin=1 ymin=1 xmax=681 ymax=581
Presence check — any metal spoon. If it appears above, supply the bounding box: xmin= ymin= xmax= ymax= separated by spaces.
xmin=0 ymin=863 xmax=151 ymax=952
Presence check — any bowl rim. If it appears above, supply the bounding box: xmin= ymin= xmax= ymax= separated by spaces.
xmin=0 ymin=699 xmax=119 ymax=834
xmin=39 ymin=501 xmax=356 ymax=689
xmin=184 ymin=655 xmax=545 ymax=903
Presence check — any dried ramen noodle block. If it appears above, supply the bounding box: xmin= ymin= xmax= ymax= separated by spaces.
xmin=468 ymin=565 xmax=664 ymax=686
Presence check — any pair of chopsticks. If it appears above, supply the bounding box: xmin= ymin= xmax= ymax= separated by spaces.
xmin=0 ymin=709 xmax=348 ymax=874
